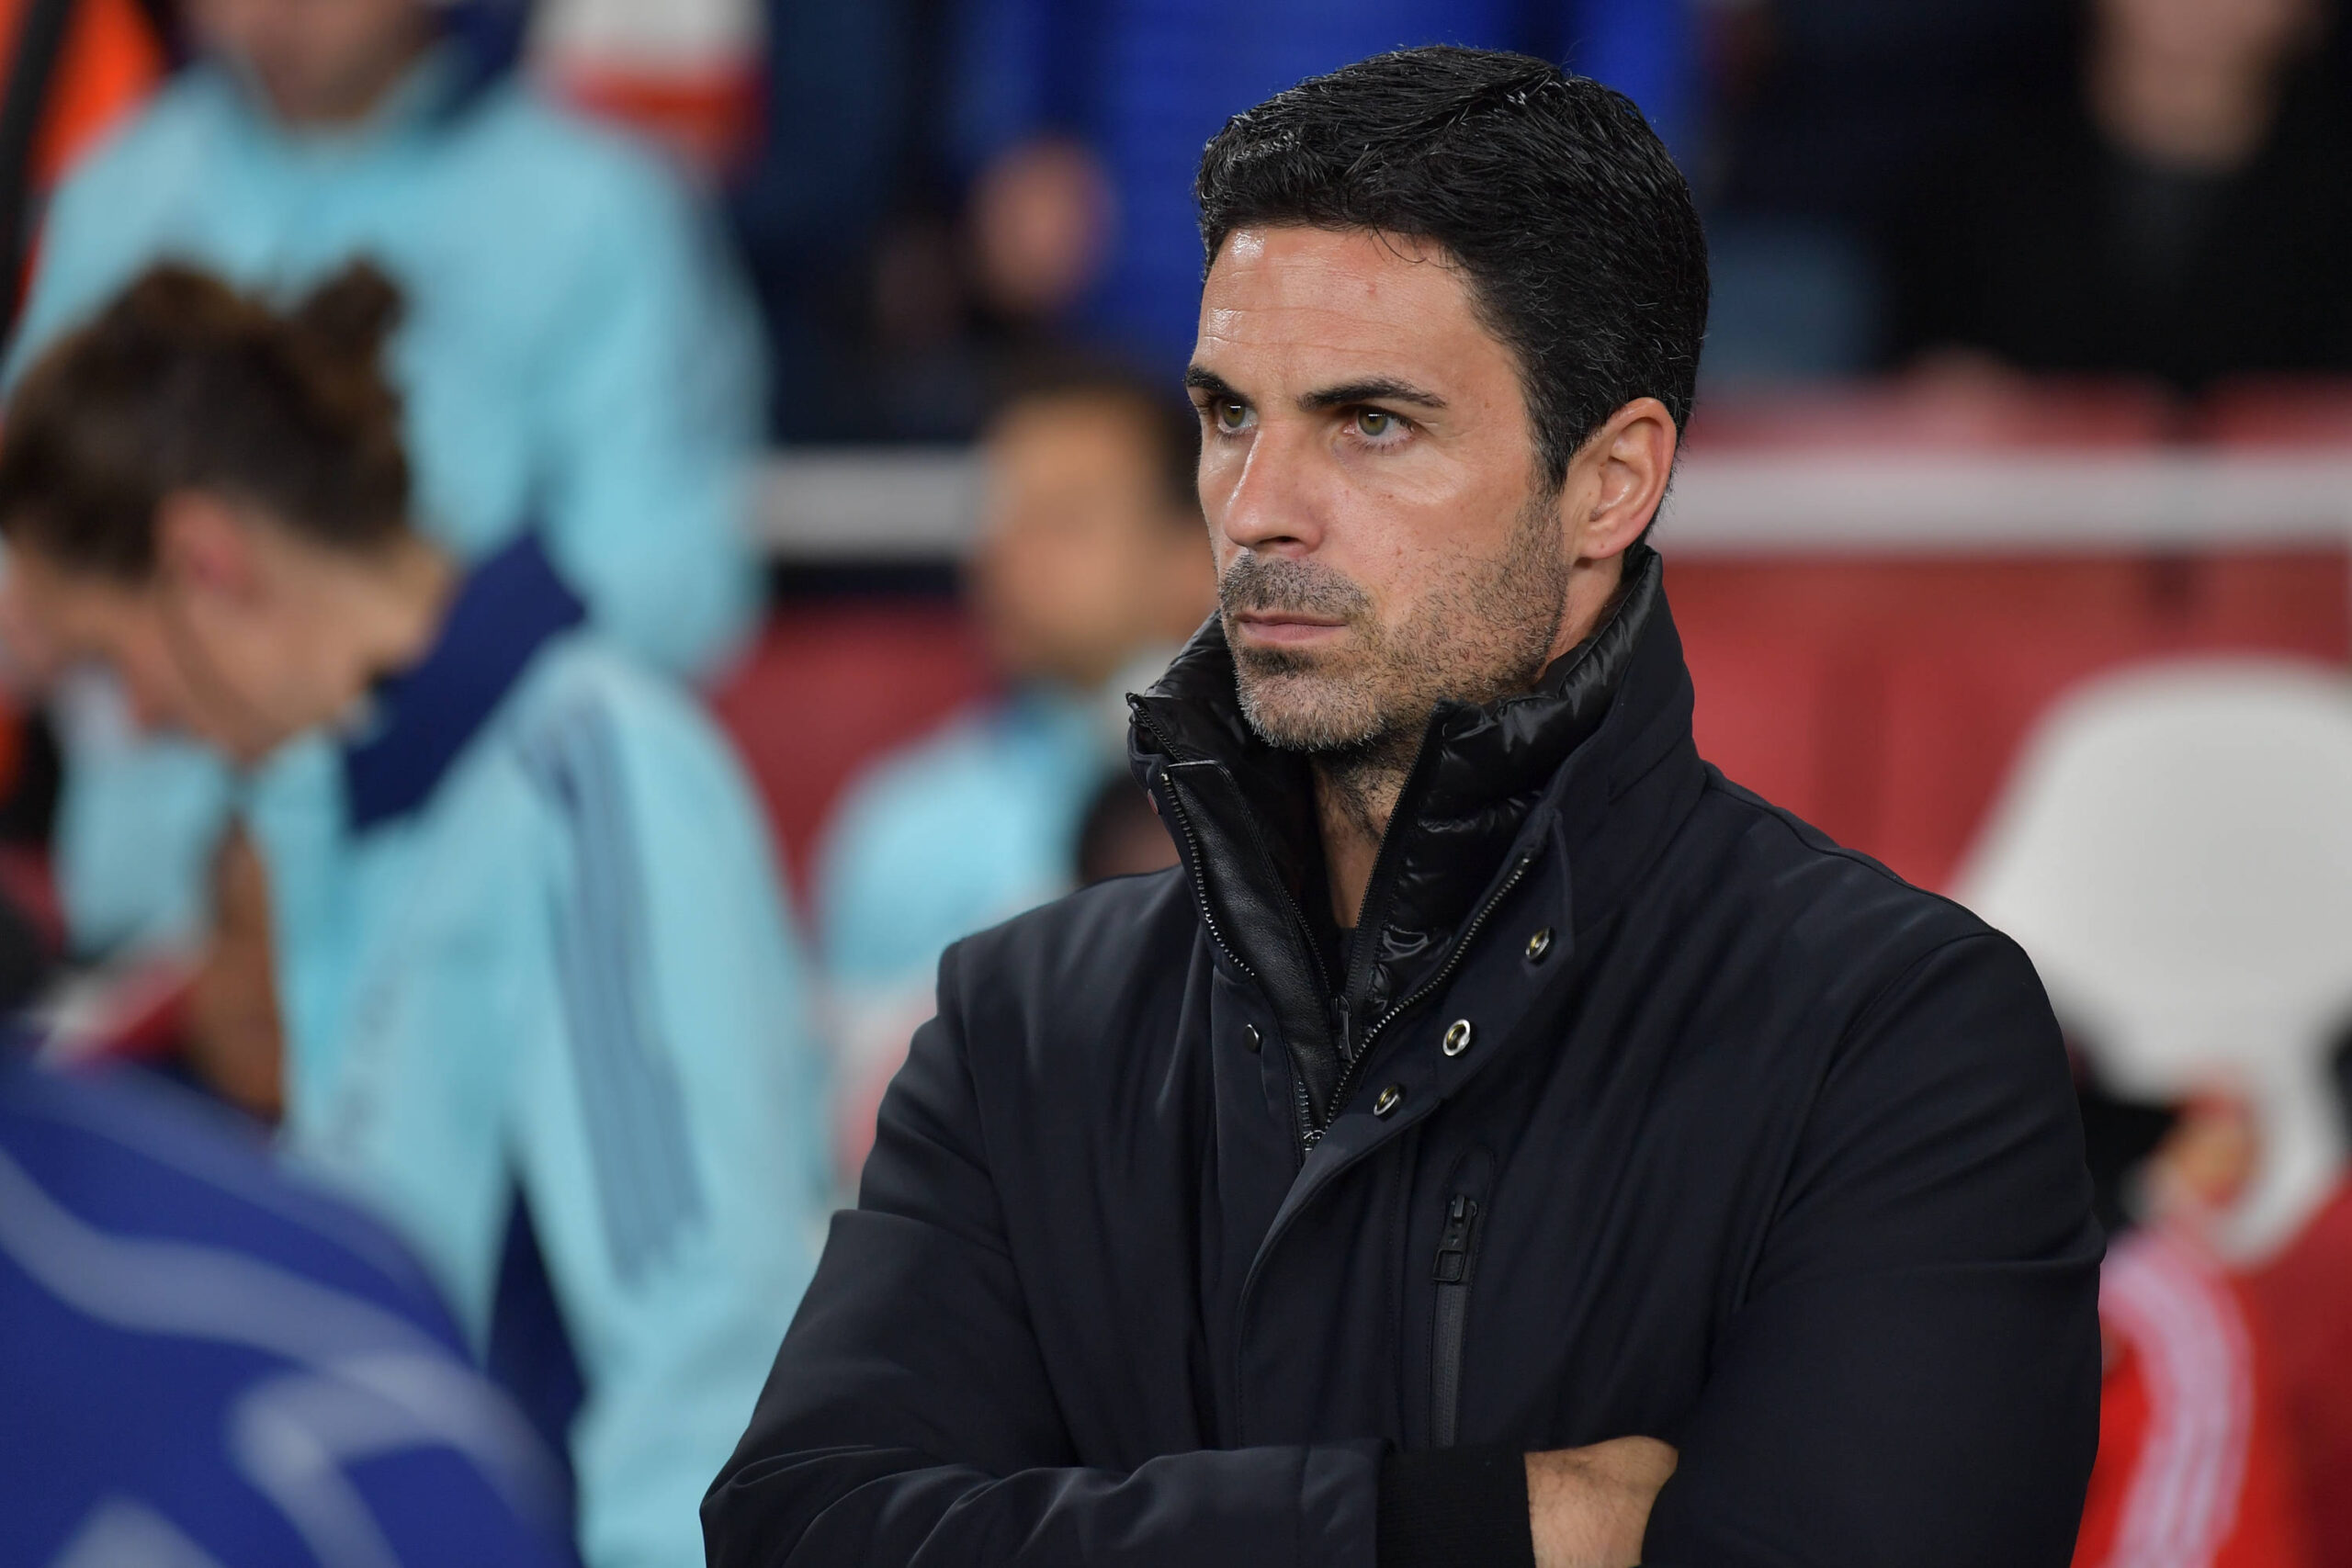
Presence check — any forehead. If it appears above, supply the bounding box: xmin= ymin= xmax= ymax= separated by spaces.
xmin=1194 ymin=226 xmax=1506 ymax=390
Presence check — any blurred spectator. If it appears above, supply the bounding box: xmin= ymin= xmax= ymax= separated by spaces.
xmin=1890 ymin=0 xmax=2352 ymax=389
xmin=1 ymin=1042 xmax=576 ymax=1568
xmin=1706 ymin=0 xmax=2065 ymax=226
xmin=0 ymin=0 xmax=168 ymax=317
xmin=177 ymin=827 xmax=284 ymax=1122
xmin=728 ymin=0 xmax=936 ymax=439
xmin=948 ymin=1 xmax=1699 ymax=369
xmin=2247 ymin=1078 xmax=2352 ymax=1568
xmin=0 ymin=262 xmax=829 ymax=1568
xmin=1696 ymin=1 xmax=2071 ymax=384
xmin=818 ymin=363 xmax=1207 ymax=1176
xmin=2073 ymin=1094 xmax=2315 ymax=1568
xmin=6 ymin=0 xmax=764 ymax=955
xmin=46 ymin=823 xmax=288 ymax=1122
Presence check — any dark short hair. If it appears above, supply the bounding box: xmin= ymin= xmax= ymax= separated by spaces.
xmin=1196 ymin=46 xmax=1708 ymax=490
xmin=0 ymin=261 xmax=411 ymax=580
xmin=990 ymin=355 xmax=1201 ymax=524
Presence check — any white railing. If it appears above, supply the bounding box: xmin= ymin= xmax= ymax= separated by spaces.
xmin=757 ymin=448 xmax=2352 ymax=559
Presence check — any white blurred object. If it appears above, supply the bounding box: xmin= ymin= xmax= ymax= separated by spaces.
xmin=1960 ymin=658 xmax=2352 ymax=1262
xmin=530 ymin=0 xmax=758 ymax=74
xmin=528 ymin=0 xmax=762 ymax=170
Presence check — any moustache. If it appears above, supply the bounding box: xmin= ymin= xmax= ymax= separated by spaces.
xmin=1217 ymin=554 xmax=1373 ymax=623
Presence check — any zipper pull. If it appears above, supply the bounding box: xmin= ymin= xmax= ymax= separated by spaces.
xmin=1329 ymin=993 xmax=1351 ymax=1059
xmin=1433 ymin=1194 xmax=1480 ymax=1283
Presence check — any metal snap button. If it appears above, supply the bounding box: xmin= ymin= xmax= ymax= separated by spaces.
xmin=1374 ymin=1084 xmax=1404 ymax=1117
xmin=1241 ymin=1024 xmax=1261 ymax=1054
xmin=1442 ymin=1019 xmax=1474 ymax=1057
xmin=1526 ymin=928 xmax=1554 ymax=963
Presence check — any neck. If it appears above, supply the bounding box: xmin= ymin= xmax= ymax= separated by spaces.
xmin=316 ymin=533 xmax=456 ymax=709
xmin=264 ymin=27 xmax=435 ymax=131
xmin=1317 ymin=553 xmax=1625 ymax=924
xmin=2089 ymin=39 xmax=2279 ymax=171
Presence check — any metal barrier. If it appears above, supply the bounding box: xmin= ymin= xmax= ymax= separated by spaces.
xmin=757 ymin=448 xmax=2352 ymax=559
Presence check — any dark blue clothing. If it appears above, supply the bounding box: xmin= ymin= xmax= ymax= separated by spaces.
xmin=0 ymin=1049 xmax=574 ymax=1568
xmin=706 ymin=550 xmax=2102 ymax=1566
xmin=950 ymin=0 xmax=1697 ymax=367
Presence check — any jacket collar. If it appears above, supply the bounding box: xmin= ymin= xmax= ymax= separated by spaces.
xmin=341 ymin=532 xmax=585 ymax=830
xmin=1129 ymin=546 xmax=1701 ymax=1126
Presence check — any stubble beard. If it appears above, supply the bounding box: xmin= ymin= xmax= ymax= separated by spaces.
xmin=1221 ymin=493 xmax=1572 ymax=837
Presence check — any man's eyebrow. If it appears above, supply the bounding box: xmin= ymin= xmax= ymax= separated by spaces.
xmin=1299 ymin=378 xmax=1447 ymax=412
xmin=1183 ymin=367 xmax=1239 ymax=400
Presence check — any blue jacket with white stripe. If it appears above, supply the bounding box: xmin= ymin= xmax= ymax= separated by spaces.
xmin=242 ymin=536 xmax=830 ymax=1568
xmin=0 ymin=1045 xmax=575 ymax=1568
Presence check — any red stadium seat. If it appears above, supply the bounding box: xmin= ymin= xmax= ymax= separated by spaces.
xmin=2197 ymin=378 xmax=2352 ymax=449
xmin=708 ymin=601 xmax=997 ymax=905
xmin=1667 ymin=551 xmax=2349 ymax=891
xmin=1677 ymin=618 xmax=1848 ymax=832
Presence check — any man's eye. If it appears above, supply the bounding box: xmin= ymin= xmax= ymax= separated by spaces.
xmin=1216 ymin=400 xmax=1250 ymax=431
xmin=1356 ymin=409 xmax=1398 ymax=439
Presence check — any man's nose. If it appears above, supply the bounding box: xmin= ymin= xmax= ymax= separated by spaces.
xmin=1216 ymin=423 xmax=1327 ymax=557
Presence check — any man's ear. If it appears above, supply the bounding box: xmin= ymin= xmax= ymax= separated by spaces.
xmin=1566 ymin=397 xmax=1678 ymax=563
xmin=153 ymin=491 xmax=258 ymax=601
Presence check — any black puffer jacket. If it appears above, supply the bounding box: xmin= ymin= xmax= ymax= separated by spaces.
xmin=707 ymin=550 xmax=2103 ymax=1568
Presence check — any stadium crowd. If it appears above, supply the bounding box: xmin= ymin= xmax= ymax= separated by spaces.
xmin=0 ymin=0 xmax=2347 ymax=1565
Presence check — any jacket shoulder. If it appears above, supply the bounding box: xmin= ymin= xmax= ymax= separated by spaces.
xmin=455 ymin=82 xmax=702 ymax=232
xmin=1684 ymin=770 xmax=2013 ymax=994
xmin=944 ymin=868 xmax=1203 ymax=1046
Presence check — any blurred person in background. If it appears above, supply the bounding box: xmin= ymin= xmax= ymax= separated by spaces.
xmin=727 ymin=0 xmax=931 ymax=439
xmin=1889 ymin=0 xmax=2352 ymax=389
xmin=2245 ymin=1048 xmax=2352 ymax=1568
xmin=1694 ymin=0 xmax=2068 ymax=385
xmin=948 ymin=0 xmax=1699 ymax=371
xmin=2071 ymin=1088 xmax=2314 ymax=1568
xmin=0 ymin=262 xmax=829 ymax=1568
xmin=1 ymin=1038 xmax=578 ymax=1568
xmin=817 ymin=361 xmax=1207 ymax=1179
xmin=40 ymin=823 xmax=290 ymax=1123
xmin=5 ymin=0 xmax=764 ymax=958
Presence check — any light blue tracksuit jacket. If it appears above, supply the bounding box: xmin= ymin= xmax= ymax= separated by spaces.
xmin=9 ymin=48 xmax=763 ymax=951
xmin=241 ymin=537 xmax=826 ymax=1568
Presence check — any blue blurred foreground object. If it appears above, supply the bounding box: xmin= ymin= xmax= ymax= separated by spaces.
xmin=0 ymin=1044 xmax=576 ymax=1568
xmin=243 ymin=534 xmax=829 ymax=1568
xmin=10 ymin=35 xmax=763 ymax=954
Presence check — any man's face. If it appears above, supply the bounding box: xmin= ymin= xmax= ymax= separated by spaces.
xmin=1189 ymin=226 xmax=1573 ymax=759
xmin=967 ymin=396 xmax=1211 ymax=691
xmin=187 ymin=0 xmax=431 ymax=127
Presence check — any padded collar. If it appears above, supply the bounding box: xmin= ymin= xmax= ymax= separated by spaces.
xmin=1128 ymin=546 xmax=1697 ymax=1126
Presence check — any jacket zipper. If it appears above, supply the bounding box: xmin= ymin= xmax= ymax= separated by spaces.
xmin=1134 ymin=707 xmax=1342 ymax=1151
xmin=1144 ymin=754 xmax=1260 ymax=987
xmin=1306 ymin=849 xmax=1539 ymax=1145
xmin=1430 ymin=1192 xmax=1482 ymax=1447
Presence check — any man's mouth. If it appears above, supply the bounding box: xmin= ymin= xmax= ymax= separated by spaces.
xmin=1230 ymin=610 xmax=1349 ymax=647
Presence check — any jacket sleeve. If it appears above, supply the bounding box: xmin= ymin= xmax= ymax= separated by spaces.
xmin=506 ymin=694 xmax=829 ymax=1568
xmin=1641 ymin=931 xmax=2104 ymax=1568
xmin=528 ymin=145 xmax=763 ymax=677
xmin=702 ymin=939 xmax=1385 ymax=1568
